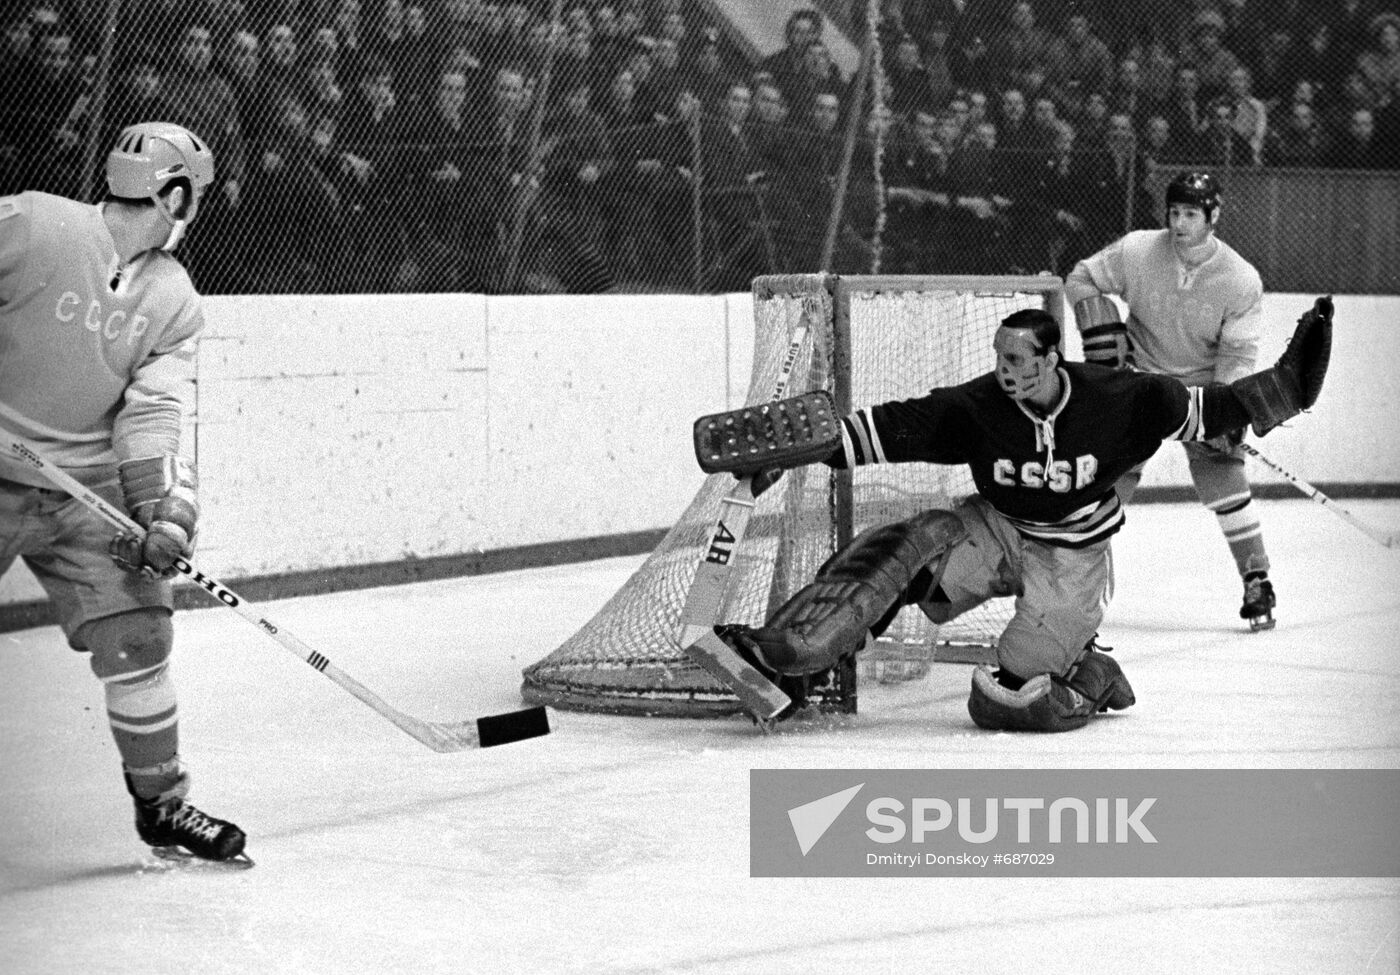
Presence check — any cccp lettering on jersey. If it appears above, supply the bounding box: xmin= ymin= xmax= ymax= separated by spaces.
xmin=993 ymin=455 xmax=1098 ymax=492
xmin=55 ymin=291 xmax=150 ymax=345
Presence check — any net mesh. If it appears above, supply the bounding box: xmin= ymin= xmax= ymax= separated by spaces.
xmin=520 ymin=272 xmax=1063 ymax=716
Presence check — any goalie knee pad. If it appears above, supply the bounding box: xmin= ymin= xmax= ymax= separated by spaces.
xmin=967 ymin=648 xmax=1134 ymax=733
xmin=740 ymin=510 xmax=965 ymax=675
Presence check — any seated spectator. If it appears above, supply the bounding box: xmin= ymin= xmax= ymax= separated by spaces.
xmin=952 ymin=31 xmax=995 ymax=93
xmin=1076 ymin=90 xmax=1111 ymax=149
xmin=886 ymin=34 xmax=940 ymax=120
xmin=945 ymin=119 xmax=1013 ymax=271
xmin=682 ymin=26 xmax=730 ymax=113
xmin=1293 ymin=19 xmax=1346 ymax=97
xmin=995 ymin=87 xmax=1037 ymax=152
xmin=304 ymin=58 xmax=345 ymax=123
xmin=1324 ymin=106 xmax=1390 ymax=168
xmin=247 ymin=93 xmax=343 ymax=293
xmin=371 ymin=0 xmax=407 ymax=67
xmin=1200 ymin=95 xmax=1254 ymax=166
xmin=640 ymin=35 xmax=686 ymax=120
xmin=7 ymin=24 xmax=86 ymax=198
xmin=912 ymin=16 xmax=956 ymax=109
xmin=542 ymin=77 xmax=612 ymax=248
xmin=784 ymin=38 xmax=844 ymax=124
xmin=1180 ymin=8 xmax=1243 ymax=101
xmin=759 ymin=8 xmax=821 ymax=102
xmin=1355 ymin=12 xmax=1400 ymax=111
xmin=261 ymin=23 xmax=302 ymax=111
xmin=747 ymin=80 xmax=795 ymax=174
xmin=398 ymin=3 xmax=436 ymax=113
xmin=407 ymin=68 xmax=500 ymax=292
xmin=1264 ymin=100 xmax=1331 ymax=166
xmin=1251 ymin=26 xmax=1299 ymax=107
xmin=987 ymin=1 xmax=1059 ymax=95
xmin=221 ymin=30 xmax=267 ymax=151
xmin=330 ymin=0 xmax=367 ymax=85
xmin=1106 ymin=56 xmax=1148 ymax=125
xmin=340 ymin=55 xmax=413 ymax=292
xmin=597 ymin=65 xmax=662 ymax=280
xmin=1138 ymin=114 xmax=1193 ymax=167
xmin=1051 ymin=13 xmax=1114 ymax=119
xmin=1224 ymin=66 xmax=1267 ymax=165
xmin=162 ymin=20 xmax=247 ymax=291
xmin=1160 ymin=64 xmax=1207 ymax=159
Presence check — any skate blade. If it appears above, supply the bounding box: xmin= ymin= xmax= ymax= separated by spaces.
xmin=1248 ymin=615 xmax=1277 ymax=632
xmin=146 ymin=846 xmax=256 ymax=870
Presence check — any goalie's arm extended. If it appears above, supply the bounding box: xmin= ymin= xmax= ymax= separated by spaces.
xmin=1195 ymin=294 xmax=1333 ymax=439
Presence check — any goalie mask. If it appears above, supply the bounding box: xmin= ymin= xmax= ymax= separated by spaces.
xmin=106 ymin=122 xmax=215 ymax=251
xmin=994 ymin=312 xmax=1061 ymax=404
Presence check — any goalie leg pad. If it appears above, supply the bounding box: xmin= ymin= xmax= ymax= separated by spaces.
xmin=736 ymin=510 xmax=966 ymax=675
xmin=967 ymin=648 xmax=1133 ymax=733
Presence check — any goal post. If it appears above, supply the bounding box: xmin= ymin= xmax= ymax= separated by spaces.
xmin=520 ymin=274 xmax=1066 ymax=718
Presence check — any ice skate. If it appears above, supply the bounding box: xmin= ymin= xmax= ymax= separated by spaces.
xmin=132 ymin=791 xmax=250 ymax=865
xmin=1240 ymin=571 xmax=1276 ymax=631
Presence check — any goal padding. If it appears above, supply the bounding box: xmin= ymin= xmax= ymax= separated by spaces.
xmin=520 ymin=274 xmax=1065 ymax=718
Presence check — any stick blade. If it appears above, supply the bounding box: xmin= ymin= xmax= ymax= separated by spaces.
xmin=476 ymin=706 xmax=551 ymax=747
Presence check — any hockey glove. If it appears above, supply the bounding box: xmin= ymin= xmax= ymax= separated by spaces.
xmin=1229 ymin=295 xmax=1333 ymax=436
xmin=693 ymin=391 xmax=839 ymax=476
xmin=110 ymin=456 xmax=199 ymax=578
xmin=1074 ymin=296 xmax=1135 ymax=369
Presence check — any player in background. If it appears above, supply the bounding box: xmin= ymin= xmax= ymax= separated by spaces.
xmin=0 ymin=122 xmax=247 ymax=863
xmin=1064 ymin=172 xmax=1278 ymax=630
xmin=709 ymin=302 xmax=1330 ymax=732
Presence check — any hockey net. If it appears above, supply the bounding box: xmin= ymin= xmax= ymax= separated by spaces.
xmin=520 ymin=274 xmax=1065 ymax=717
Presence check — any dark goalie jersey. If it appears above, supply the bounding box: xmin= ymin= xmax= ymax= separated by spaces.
xmin=832 ymin=362 xmax=1222 ymax=548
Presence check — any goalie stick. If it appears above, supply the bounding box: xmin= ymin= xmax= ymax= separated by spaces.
xmin=675 ymin=314 xmax=817 ymax=728
xmin=1235 ymin=441 xmax=1398 ymax=549
xmin=4 ymin=429 xmax=551 ymax=753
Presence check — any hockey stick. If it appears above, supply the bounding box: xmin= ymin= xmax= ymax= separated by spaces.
xmin=675 ymin=315 xmax=815 ymax=726
xmin=1235 ymin=441 xmax=1398 ymax=549
xmin=4 ymin=430 xmax=551 ymax=753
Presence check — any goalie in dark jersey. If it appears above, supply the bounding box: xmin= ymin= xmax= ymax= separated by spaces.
xmin=707 ymin=299 xmax=1331 ymax=732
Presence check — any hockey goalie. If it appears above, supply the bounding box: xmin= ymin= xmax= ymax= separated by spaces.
xmin=695 ymin=297 xmax=1332 ymax=732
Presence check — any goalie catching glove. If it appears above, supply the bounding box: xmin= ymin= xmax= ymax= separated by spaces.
xmin=110 ymin=455 xmax=199 ymax=578
xmin=1074 ymin=296 xmax=1135 ymax=370
xmin=1229 ymin=295 xmax=1333 ymax=436
xmin=693 ymin=391 xmax=840 ymax=476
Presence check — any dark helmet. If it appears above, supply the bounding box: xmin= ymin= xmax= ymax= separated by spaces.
xmin=1165 ymin=171 xmax=1221 ymax=217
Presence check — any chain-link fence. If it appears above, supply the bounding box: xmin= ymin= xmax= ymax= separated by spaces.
xmin=4 ymin=0 xmax=1398 ymax=295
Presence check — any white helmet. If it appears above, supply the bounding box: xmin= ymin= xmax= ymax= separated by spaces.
xmin=106 ymin=122 xmax=215 ymax=249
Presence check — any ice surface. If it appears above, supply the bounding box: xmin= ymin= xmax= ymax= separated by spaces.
xmin=2 ymin=501 xmax=1398 ymax=974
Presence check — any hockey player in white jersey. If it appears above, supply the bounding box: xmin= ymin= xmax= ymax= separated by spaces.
xmin=0 ymin=123 xmax=247 ymax=863
xmin=1065 ymin=171 xmax=1278 ymax=629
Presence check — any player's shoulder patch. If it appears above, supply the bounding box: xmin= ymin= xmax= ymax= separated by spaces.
xmin=0 ymin=197 xmax=21 ymax=222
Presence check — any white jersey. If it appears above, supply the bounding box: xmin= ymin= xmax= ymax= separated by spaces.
xmin=1065 ymin=228 xmax=1265 ymax=386
xmin=0 ymin=192 xmax=203 ymax=489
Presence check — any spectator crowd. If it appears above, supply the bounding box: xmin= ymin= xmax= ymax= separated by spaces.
xmin=2 ymin=0 xmax=1397 ymax=294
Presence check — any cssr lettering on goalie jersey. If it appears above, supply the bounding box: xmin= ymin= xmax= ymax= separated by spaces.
xmin=829 ymin=365 xmax=1214 ymax=548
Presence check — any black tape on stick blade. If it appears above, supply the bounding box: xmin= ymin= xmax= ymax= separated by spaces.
xmin=477 ymin=706 xmax=551 ymax=747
